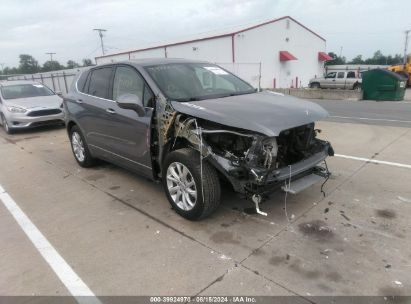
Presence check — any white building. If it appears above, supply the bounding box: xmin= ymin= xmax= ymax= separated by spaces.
xmin=95 ymin=16 xmax=331 ymax=89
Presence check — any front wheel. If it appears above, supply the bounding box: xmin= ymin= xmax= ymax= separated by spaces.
xmin=162 ymin=148 xmax=221 ymax=220
xmin=310 ymin=83 xmax=320 ymax=89
xmin=0 ymin=114 xmax=13 ymax=134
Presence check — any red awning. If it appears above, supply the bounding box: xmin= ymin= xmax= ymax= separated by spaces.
xmin=279 ymin=51 xmax=297 ymax=61
xmin=318 ymin=52 xmax=333 ymax=61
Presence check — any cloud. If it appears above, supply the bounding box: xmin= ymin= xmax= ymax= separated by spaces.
xmin=0 ymin=0 xmax=410 ymax=69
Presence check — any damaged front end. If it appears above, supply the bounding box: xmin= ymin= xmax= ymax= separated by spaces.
xmin=155 ymin=101 xmax=334 ymax=215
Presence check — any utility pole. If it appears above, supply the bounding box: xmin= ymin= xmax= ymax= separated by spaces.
xmin=45 ymin=52 xmax=56 ymax=62
xmin=404 ymin=30 xmax=410 ymax=65
xmin=93 ymin=28 xmax=107 ymax=55
xmin=0 ymin=63 xmax=4 ymax=73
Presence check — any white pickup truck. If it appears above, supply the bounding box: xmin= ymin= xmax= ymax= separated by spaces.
xmin=309 ymin=71 xmax=362 ymax=90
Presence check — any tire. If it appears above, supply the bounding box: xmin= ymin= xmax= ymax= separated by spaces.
xmin=162 ymin=148 xmax=221 ymax=220
xmin=353 ymin=83 xmax=361 ymax=91
xmin=310 ymin=83 xmax=320 ymax=89
xmin=0 ymin=114 xmax=13 ymax=134
xmin=69 ymin=125 xmax=96 ymax=167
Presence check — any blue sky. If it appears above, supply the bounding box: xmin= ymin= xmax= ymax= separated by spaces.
xmin=0 ymin=0 xmax=410 ymax=68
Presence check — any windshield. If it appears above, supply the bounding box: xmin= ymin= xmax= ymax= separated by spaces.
xmin=1 ymin=84 xmax=55 ymax=100
xmin=144 ymin=63 xmax=255 ymax=101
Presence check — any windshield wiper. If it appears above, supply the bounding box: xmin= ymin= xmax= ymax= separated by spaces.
xmin=176 ymin=97 xmax=201 ymax=102
xmin=227 ymin=90 xmax=255 ymax=97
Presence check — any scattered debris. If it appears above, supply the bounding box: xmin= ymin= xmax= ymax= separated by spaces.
xmin=394 ymin=281 xmax=403 ymax=287
xmin=324 ymin=208 xmax=329 ymax=213
xmin=385 ymin=264 xmax=392 ymax=269
xmin=340 ymin=212 xmax=351 ymax=221
xmin=219 ymin=254 xmax=232 ymax=260
xmin=376 ymin=209 xmax=396 ymax=219
xmin=298 ymin=220 xmax=334 ymax=240
xmin=156 ymin=230 xmax=160 ymax=234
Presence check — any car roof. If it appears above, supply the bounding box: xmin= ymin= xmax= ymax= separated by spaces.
xmin=0 ymin=80 xmax=42 ymax=87
xmin=98 ymin=58 xmax=209 ymax=68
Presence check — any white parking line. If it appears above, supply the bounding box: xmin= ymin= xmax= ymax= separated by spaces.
xmin=329 ymin=115 xmax=411 ymax=124
xmin=335 ymin=154 xmax=411 ymax=169
xmin=0 ymin=183 xmax=100 ymax=304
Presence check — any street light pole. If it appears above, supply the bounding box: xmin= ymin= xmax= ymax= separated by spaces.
xmin=404 ymin=30 xmax=410 ymax=65
xmin=93 ymin=29 xmax=107 ymax=55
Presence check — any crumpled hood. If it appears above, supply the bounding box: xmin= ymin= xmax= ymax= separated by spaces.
xmin=4 ymin=95 xmax=62 ymax=110
xmin=171 ymin=91 xmax=328 ymax=137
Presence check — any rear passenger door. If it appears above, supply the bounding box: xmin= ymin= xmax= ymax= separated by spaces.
xmin=335 ymin=72 xmax=346 ymax=89
xmin=77 ymin=66 xmax=114 ymax=150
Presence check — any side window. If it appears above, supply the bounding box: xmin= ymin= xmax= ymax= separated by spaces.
xmin=347 ymin=71 xmax=356 ymax=78
xmin=337 ymin=72 xmax=345 ymax=78
xmin=326 ymin=72 xmax=336 ymax=78
xmin=113 ymin=66 xmax=154 ymax=107
xmin=77 ymin=70 xmax=90 ymax=93
xmin=87 ymin=67 xmax=112 ymax=99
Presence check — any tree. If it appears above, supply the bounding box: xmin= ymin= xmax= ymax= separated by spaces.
xmin=325 ymin=52 xmax=346 ymax=65
xmin=66 ymin=60 xmax=80 ymax=69
xmin=19 ymin=54 xmax=40 ymax=74
xmin=349 ymin=55 xmax=364 ymax=64
xmin=82 ymin=58 xmax=94 ymax=67
xmin=42 ymin=60 xmax=64 ymax=72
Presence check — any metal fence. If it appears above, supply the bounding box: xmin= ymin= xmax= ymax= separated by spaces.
xmin=4 ymin=62 xmax=263 ymax=93
xmin=6 ymin=67 xmax=88 ymax=94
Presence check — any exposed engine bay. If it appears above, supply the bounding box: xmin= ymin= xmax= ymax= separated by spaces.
xmin=153 ymin=100 xmax=334 ymax=214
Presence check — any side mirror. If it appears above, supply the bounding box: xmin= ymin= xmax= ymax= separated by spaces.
xmin=116 ymin=94 xmax=145 ymax=117
xmin=56 ymin=91 xmax=63 ymax=97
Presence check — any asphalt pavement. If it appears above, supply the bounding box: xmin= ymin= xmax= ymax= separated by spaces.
xmin=312 ymin=99 xmax=411 ymax=128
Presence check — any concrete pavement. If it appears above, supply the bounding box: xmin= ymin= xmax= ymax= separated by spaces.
xmin=0 ymin=110 xmax=411 ymax=300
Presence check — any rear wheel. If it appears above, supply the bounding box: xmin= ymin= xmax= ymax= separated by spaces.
xmin=162 ymin=148 xmax=221 ymax=220
xmin=69 ymin=125 xmax=96 ymax=167
xmin=0 ymin=114 xmax=13 ymax=134
xmin=353 ymin=83 xmax=361 ymax=91
xmin=310 ymin=82 xmax=320 ymax=89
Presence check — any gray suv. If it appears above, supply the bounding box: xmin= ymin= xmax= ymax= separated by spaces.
xmin=64 ymin=59 xmax=333 ymax=220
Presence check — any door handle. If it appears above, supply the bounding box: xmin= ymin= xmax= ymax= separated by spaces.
xmin=106 ymin=108 xmax=116 ymax=114
xmin=76 ymin=99 xmax=83 ymax=104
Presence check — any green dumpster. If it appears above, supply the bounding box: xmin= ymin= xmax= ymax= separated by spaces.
xmin=362 ymin=69 xmax=407 ymax=101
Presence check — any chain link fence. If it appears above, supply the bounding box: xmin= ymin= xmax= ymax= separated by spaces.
xmin=4 ymin=67 xmax=88 ymax=94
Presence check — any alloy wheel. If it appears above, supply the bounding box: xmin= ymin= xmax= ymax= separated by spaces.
xmin=71 ymin=131 xmax=85 ymax=162
xmin=166 ymin=162 xmax=197 ymax=211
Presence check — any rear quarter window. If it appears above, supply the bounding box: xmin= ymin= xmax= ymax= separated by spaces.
xmin=347 ymin=71 xmax=356 ymax=78
xmin=77 ymin=70 xmax=90 ymax=93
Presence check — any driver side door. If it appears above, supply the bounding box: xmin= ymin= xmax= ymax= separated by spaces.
xmin=322 ymin=72 xmax=337 ymax=88
xmin=100 ymin=65 xmax=155 ymax=177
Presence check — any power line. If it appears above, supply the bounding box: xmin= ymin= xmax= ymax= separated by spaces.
xmin=45 ymin=52 xmax=56 ymax=61
xmin=93 ymin=28 xmax=107 ymax=55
